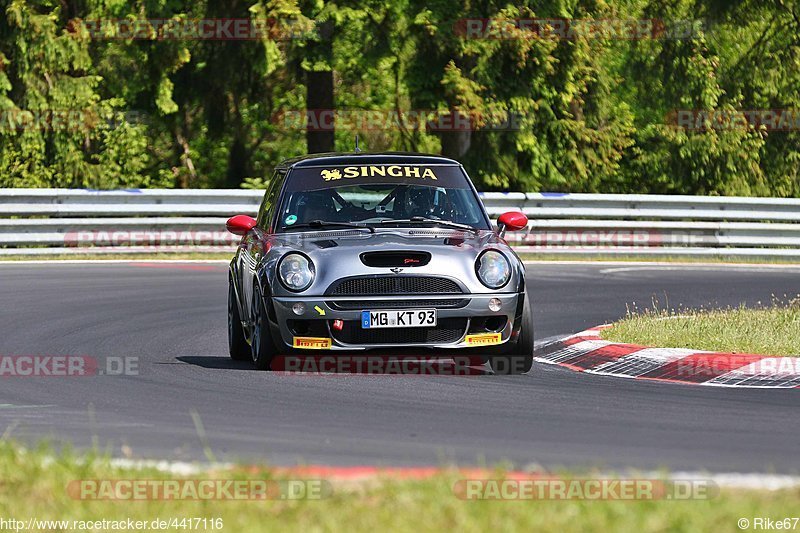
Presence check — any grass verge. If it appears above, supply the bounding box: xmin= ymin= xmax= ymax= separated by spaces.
xmin=602 ymin=300 xmax=800 ymax=356
xmin=0 ymin=441 xmax=799 ymax=532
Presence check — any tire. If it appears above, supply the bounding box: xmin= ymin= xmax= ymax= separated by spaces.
xmin=251 ymin=286 xmax=279 ymax=370
xmin=490 ymin=296 xmax=534 ymax=375
xmin=228 ymin=277 xmax=250 ymax=361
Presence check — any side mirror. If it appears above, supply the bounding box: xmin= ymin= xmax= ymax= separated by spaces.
xmin=497 ymin=211 xmax=528 ymax=237
xmin=226 ymin=215 xmax=257 ymax=236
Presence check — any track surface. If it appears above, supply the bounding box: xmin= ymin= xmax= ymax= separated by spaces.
xmin=1 ymin=261 xmax=799 ymax=473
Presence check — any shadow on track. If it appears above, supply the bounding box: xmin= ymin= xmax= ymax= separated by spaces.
xmin=176 ymin=355 xmax=493 ymax=375
xmin=175 ymin=356 xmax=253 ymax=370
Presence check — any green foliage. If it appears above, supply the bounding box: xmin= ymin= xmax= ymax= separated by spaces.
xmin=0 ymin=0 xmax=798 ymax=195
xmin=240 ymin=176 xmax=270 ymax=189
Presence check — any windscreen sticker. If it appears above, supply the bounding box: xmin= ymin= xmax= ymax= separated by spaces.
xmin=285 ymin=214 xmax=298 ymax=225
xmin=321 ymin=165 xmax=438 ymax=181
xmin=285 ymin=164 xmax=469 ymax=192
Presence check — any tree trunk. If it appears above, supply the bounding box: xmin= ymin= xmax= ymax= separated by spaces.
xmin=306 ymin=21 xmax=335 ymax=154
xmin=226 ymin=135 xmax=248 ymax=187
xmin=306 ymin=69 xmax=335 ymax=153
xmin=440 ymin=130 xmax=472 ymax=159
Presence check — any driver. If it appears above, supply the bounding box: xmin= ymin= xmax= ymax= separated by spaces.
xmin=404 ymin=186 xmax=440 ymax=218
xmin=297 ymin=190 xmax=338 ymax=222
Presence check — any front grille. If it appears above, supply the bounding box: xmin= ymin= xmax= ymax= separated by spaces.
xmin=327 ymin=299 xmax=468 ymax=310
xmin=327 ymin=276 xmax=462 ymax=296
xmin=332 ymin=318 xmax=467 ymax=345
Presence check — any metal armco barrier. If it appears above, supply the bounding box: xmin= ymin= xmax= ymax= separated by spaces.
xmin=2 ymin=188 xmax=800 ymax=257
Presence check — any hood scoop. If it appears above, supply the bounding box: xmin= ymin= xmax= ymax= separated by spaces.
xmin=444 ymin=237 xmax=465 ymax=246
xmin=360 ymin=251 xmax=431 ymax=268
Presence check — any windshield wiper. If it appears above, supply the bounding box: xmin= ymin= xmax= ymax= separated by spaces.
xmin=378 ymin=217 xmax=477 ymax=233
xmin=286 ymin=220 xmax=375 ymax=233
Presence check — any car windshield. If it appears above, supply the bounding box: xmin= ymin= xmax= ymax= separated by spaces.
xmin=277 ymin=164 xmax=491 ymax=231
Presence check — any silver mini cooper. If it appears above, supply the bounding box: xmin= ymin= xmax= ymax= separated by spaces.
xmin=226 ymin=153 xmax=533 ymax=374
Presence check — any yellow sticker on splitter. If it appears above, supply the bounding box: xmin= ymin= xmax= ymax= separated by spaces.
xmin=293 ymin=337 xmax=332 ymax=349
xmin=465 ymin=333 xmax=502 ymax=346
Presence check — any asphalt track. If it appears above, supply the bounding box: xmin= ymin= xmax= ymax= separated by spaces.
xmin=1 ymin=261 xmax=799 ymax=473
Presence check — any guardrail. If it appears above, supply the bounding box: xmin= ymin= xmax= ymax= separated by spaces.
xmin=2 ymin=188 xmax=800 ymax=257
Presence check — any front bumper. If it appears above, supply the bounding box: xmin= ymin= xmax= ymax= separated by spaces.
xmin=270 ymin=293 xmax=521 ymax=350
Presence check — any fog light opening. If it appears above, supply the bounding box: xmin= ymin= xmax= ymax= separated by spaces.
xmin=292 ymin=302 xmax=307 ymax=316
xmin=488 ymin=298 xmax=502 ymax=312
xmin=288 ymin=320 xmax=310 ymax=336
xmin=484 ymin=316 xmax=506 ymax=332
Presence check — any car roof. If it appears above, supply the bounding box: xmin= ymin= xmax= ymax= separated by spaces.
xmin=277 ymin=152 xmax=461 ymax=169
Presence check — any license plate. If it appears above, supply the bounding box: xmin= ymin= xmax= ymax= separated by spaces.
xmin=361 ymin=309 xmax=437 ymax=329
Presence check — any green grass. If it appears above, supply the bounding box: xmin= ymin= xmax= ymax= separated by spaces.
xmin=602 ymin=299 xmax=800 ymax=356
xmin=1 ymin=441 xmax=799 ymax=532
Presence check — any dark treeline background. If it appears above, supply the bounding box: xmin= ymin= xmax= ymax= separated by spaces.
xmin=1 ymin=0 xmax=799 ymax=195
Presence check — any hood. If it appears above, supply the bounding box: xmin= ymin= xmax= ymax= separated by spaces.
xmin=263 ymin=228 xmax=517 ymax=296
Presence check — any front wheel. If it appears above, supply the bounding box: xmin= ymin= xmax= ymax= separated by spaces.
xmin=490 ymin=296 xmax=534 ymax=375
xmin=228 ymin=277 xmax=250 ymax=361
xmin=251 ymin=286 xmax=279 ymax=370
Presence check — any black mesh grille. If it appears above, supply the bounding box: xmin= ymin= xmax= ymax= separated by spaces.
xmin=332 ymin=318 xmax=467 ymax=345
xmin=328 ymin=276 xmax=462 ymax=296
xmin=327 ymin=299 xmax=468 ymax=310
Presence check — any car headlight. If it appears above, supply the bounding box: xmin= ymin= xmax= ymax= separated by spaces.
xmin=278 ymin=253 xmax=315 ymax=292
xmin=476 ymin=250 xmax=510 ymax=289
